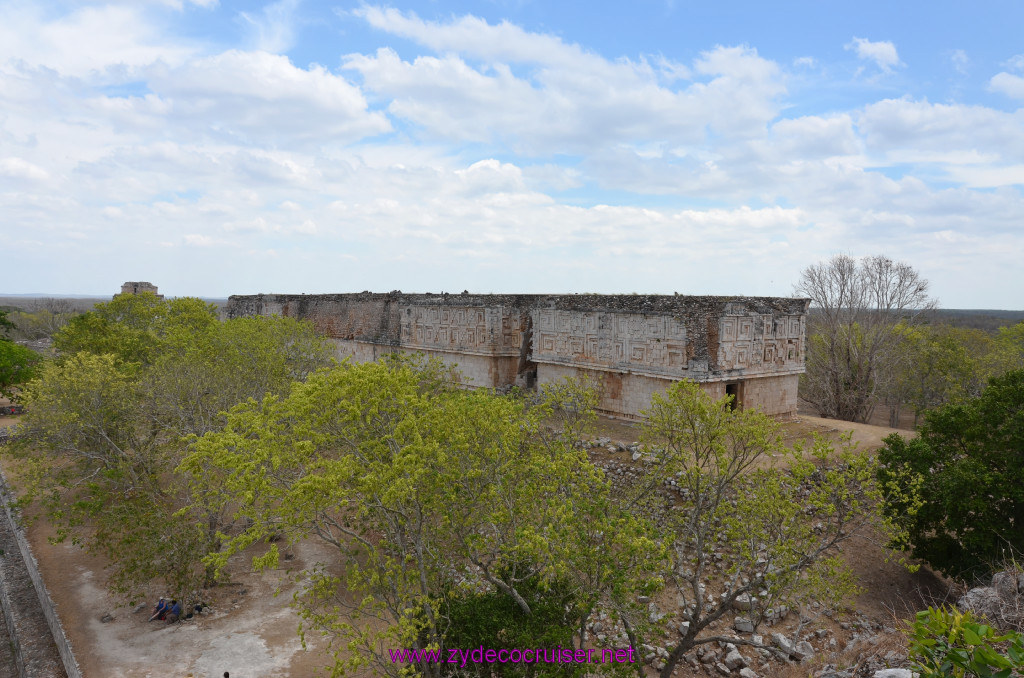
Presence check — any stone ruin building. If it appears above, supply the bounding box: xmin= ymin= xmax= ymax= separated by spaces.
xmin=225 ymin=292 xmax=810 ymax=419
xmin=117 ymin=281 xmax=163 ymax=299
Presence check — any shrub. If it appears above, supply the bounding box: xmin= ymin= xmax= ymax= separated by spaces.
xmin=908 ymin=606 xmax=1024 ymax=677
xmin=879 ymin=370 xmax=1024 ymax=581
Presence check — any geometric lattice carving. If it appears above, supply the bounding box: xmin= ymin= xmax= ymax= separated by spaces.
xmin=532 ymin=309 xmax=687 ymax=373
xmin=400 ymin=305 xmax=524 ymax=354
xmin=718 ymin=314 xmax=804 ymax=373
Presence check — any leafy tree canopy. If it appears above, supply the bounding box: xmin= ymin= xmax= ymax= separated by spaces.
xmin=0 ymin=339 xmax=41 ymax=399
xmin=991 ymin=323 xmax=1024 ymax=375
xmin=185 ymin=368 xmax=899 ymax=678
xmin=8 ymin=299 xmax=332 ymax=602
xmin=0 ymin=309 xmax=15 ymax=339
xmin=880 ymin=369 xmax=1024 ymax=581
xmin=184 ymin=359 xmax=663 ymax=678
xmin=53 ymin=293 xmax=218 ymax=366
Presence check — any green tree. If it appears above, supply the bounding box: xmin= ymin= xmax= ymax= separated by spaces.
xmin=7 ymin=299 xmax=332 ymax=603
xmin=917 ymin=326 xmax=993 ymax=405
xmin=883 ymin=324 xmax=993 ymax=427
xmin=442 ymin=571 xmax=582 ymax=675
xmin=625 ymin=381 xmax=896 ymax=678
xmin=11 ymin=353 xmax=195 ymax=593
xmin=989 ymin=323 xmax=1024 ymax=376
xmin=0 ymin=309 xmax=42 ymax=399
xmin=184 ymin=360 xmax=663 ymax=678
xmin=0 ymin=309 xmax=15 ymax=339
xmin=0 ymin=340 xmax=41 ymax=399
xmin=879 ymin=370 xmax=1024 ymax=581
xmin=54 ymin=293 xmax=218 ymax=366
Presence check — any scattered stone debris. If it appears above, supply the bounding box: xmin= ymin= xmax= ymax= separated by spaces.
xmin=958 ymin=569 xmax=1024 ymax=628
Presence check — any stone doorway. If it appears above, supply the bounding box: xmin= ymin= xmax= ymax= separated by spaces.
xmin=725 ymin=382 xmax=742 ymax=411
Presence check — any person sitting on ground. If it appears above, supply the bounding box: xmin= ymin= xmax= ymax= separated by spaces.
xmin=165 ymin=600 xmax=182 ymax=624
xmin=148 ymin=597 xmax=168 ymax=622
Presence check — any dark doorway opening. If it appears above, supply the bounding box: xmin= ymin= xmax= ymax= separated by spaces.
xmin=725 ymin=382 xmax=740 ymax=411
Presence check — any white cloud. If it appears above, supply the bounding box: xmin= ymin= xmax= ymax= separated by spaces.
xmin=943 ymin=165 xmax=1024 ymax=188
xmin=767 ymin=115 xmax=861 ymax=158
xmin=145 ymin=0 xmax=218 ymax=8
xmin=118 ymin=51 xmax=394 ymax=147
xmin=455 ymin=159 xmax=527 ymax=195
xmin=521 ymin=164 xmax=583 ymax=192
xmin=344 ymin=11 xmax=785 ymax=154
xmin=990 ymin=72 xmax=1024 ymax=100
xmin=354 ymin=5 xmax=605 ymax=70
xmin=857 ymin=98 xmax=1024 ymax=162
xmin=184 ymin=233 xmax=224 ymax=247
xmin=0 ymin=4 xmax=195 ymax=77
xmin=0 ymin=157 xmax=50 ymax=181
xmin=846 ymin=37 xmax=902 ymax=73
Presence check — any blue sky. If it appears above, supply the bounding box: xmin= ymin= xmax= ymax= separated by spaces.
xmin=2 ymin=0 xmax=1023 ymax=307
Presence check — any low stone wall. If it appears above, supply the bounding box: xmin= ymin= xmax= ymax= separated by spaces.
xmin=0 ymin=545 xmax=25 ymax=676
xmin=0 ymin=476 xmax=80 ymax=678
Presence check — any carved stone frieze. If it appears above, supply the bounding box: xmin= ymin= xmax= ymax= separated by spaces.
xmin=532 ymin=309 xmax=688 ymax=376
xmin=717 ymin=314 xmax=804 ymax=374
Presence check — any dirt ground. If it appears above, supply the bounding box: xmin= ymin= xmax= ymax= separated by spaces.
xmin=0 ymin=411 xmax=940 ymax=678
xmin=21 ymin=516 xmax=337 ymax=678
xmin=799 ymin=398 xmax=920 ymax=432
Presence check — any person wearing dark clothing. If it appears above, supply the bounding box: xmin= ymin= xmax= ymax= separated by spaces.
xmin=165 ymin=600 xmax=182 ymax=623
xmin=148 ymin=598 xmax=168 ymax=622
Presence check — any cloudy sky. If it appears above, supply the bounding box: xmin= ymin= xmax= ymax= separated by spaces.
xmin=2 ymin=0 xmax=1023 ymax=307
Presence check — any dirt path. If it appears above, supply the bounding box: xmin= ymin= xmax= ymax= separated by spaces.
xmin=21 ymin=520 xmax=336 ymax=678
xmin=786 ymin=414 xmax=913 ymax=451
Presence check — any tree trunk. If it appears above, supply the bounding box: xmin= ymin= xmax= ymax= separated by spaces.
xmin=889 ymin=402 xmax=901 ymax=428
xmin=660 ymin=635 xmax=695 ymax=678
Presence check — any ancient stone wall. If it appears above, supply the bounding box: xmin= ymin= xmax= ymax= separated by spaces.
xmin=225 ymin=293 xmax=809 ymax=418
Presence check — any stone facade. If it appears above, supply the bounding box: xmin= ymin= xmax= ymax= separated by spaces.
xmin=225 ymin=292 xmax=809 ymax=419
xmin=118 ymin=281 xmax=163 ymax=298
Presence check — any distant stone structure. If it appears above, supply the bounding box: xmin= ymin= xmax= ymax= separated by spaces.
xmin=226 ymin=292 xmax=809 ymax=419
xmin=117 ymin=282 xmax=163 ymax=299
